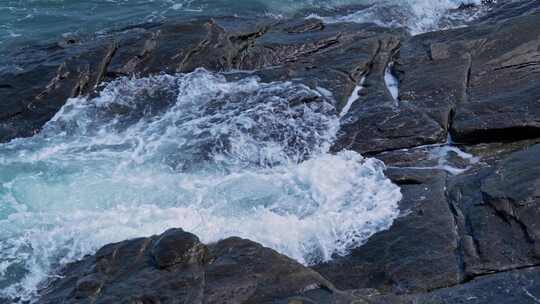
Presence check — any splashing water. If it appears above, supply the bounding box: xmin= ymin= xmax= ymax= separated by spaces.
xmin=309 ymin=0 xmax=486 ymax=35
xmin=0 ymin=69 xmax=402 ymax=302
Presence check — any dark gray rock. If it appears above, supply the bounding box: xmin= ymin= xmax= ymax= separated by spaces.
xmin=476 ymin=0 xmax=540 ymax=25
xmin=315 ymin=141 xmax=540 ymax=296
xmin=311 ymin=142 xmax=540 ymax=302
xmin=410 ymin=267 xmax=540 ymax=304
xmin=2 ymin=0 xmax=538 ymax=149
xmin=314 ymin=168 xmax=462 ymax=293
xmin=393 ymin=7 xmax=540 ymax=145
xmin=332 ymin=36 xmax=449 ymax=155
xmin=332 ymin=1 xmax=540 ymax=154
xmin=374 ymin=145 xmax=470 ymax=172
xmin=452 ymin=13 xmax=540 ymax=143
xmin=150 ymin=228 xmax=205 ymax=269
xmin=0 ymin=20 xmax=210 ymax=142
xmin=370 ymin=267 xmax=540 ymax=304
xmin=448 ymin=143 xmax=540 ymax=278
xmin=34 ymin=142 xmax=540 ymax=303
xmin=38 ymin=229 xmax=348 ymax=304
xmin=0 ymin=17 xmax=404 ymax=145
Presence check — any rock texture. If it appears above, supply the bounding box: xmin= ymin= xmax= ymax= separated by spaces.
xmin=370 ymin=267 xmax=540 ymax=304
xmin=449 ymin=144 xmax=540 ymax=277
xmin=0 ymin=17 xmax=405 ymax=144
xmin=314 ymin=169 xmax=462 ymax=293
xmin=38 ymin=228 xmax=364 ymax=304
xmin=1 ymin=0 xmax=539 ymax=303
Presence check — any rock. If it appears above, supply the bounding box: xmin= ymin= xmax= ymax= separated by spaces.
xmin=374 ymin=144 xmax=472 ymax=174
xmin=476 ymin=0 xmax=540 ymax=25
xmin=371 ymin=267 xmax=540 ymax=304
xmin=313 ymin=141 xmax=540 ymax=296
xmin=393 ymin=6 xmax=540 ymax=146
xmin=331 ymin=1 xmax=540 ymax=154
xmin=215 ymin=19 xmax=409 ymax=114
xmin=451 ymin=13 xmax=540 ymax=143
xmin=0 ymin=17 xmax=405 ymax=144
xmin=314 ymin=168 xmax=462 ymax=293
xmin=37 ymin=229 xmax=348 ymax=304
xmin=74 ymin=274 xmax=104 ymax=299
xmin=39 ymin=142 xmax=540 ymax=302
xmin=334 ymin=106 xmax=446 ymax=154
xmin=324 ymin=0 xmax=540 ymax=155
xmin=447 ymin=143 xmax=540 ymax=278
xmin=0 ymin=21 xmax=209 ymax=142
xmin=397 ymin=29 xmax=472 ymax=138
xmin=2 ymin=0 xmax=538 ymax=148
xmin=150 ymin=228 xmax=205 ymax=269
xmin=411 ymin=267 xmax=540 ymax=304
xmin=331 ymin=35 xmax=449 ymax=155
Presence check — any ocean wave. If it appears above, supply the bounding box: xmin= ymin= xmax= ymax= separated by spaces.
xmin=0 ymin=69 xmax=402 ymax=302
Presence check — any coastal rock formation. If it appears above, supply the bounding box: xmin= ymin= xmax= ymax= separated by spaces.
xmin=335 ymin=0 xmax=540 ymax=153
xmin=314 ymin=169 xmax=462 ymax=292
xmin=449 ymin=144 xmax=540 ymax=277
xmin=0 ymin=17 xmax=405 ymax=144
xmin=1 ymin=0 xmax=539 ymax=303
xmin=38 ymin=228 xmax=363 ymax=304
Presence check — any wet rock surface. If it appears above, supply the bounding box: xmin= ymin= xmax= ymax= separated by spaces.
xmin=449 ymin=144 xmax=540 ymax=277
xmin=370 ymin=267 xmax=540 ymax=304
xmin=38 ymin=229 xmax=362 ymax=304
xmin=0 ymin=17 xmax=404 ymax=144
xmin=1 ymin=0 xmax=540 ymax=303
xmin=314 ymin=169 xmax=462 ymax=293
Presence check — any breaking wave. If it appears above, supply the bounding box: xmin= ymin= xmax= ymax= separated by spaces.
xmin=0 ymin=69 xmax=402 ymax=302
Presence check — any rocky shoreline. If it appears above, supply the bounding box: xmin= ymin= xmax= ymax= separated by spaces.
xmin=1 ymin=0 xmax=540 ymax=303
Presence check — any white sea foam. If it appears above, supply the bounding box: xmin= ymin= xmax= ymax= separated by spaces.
xmin=0 ymin=69 xmax=402 ymax=302
xmin=388 ymin=136 xmax=480 ymax=175
xmin=384 ymin=62 xmax=399 ymax=103
xmin=309 ymin=0 xmax=484 ymax=35
xmin=340 ymin=77 xmax=366 ymax=117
